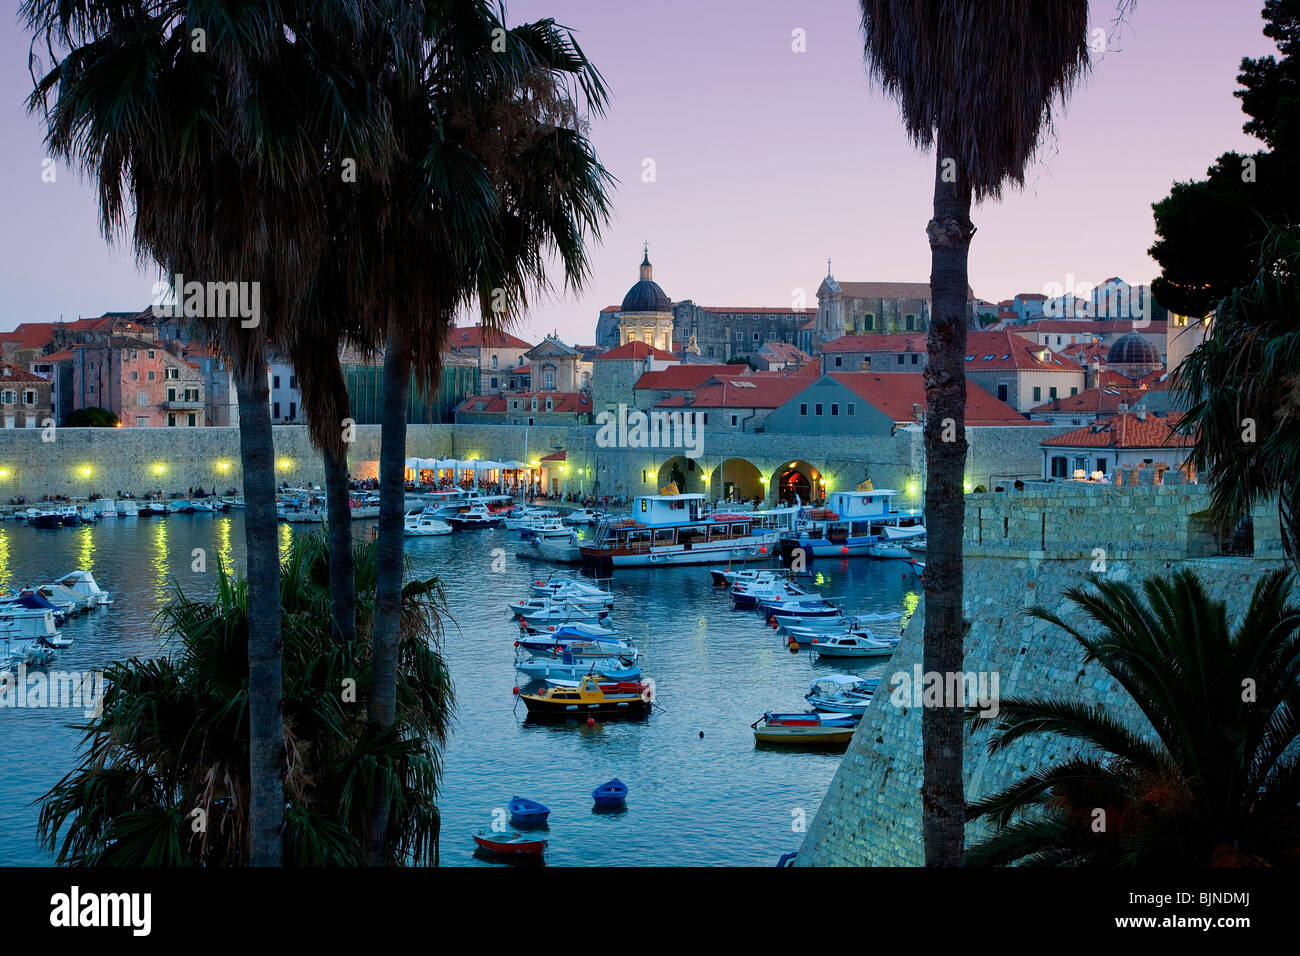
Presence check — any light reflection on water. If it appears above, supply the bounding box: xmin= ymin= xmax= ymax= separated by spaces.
xmin=0 ymin=514 xmax=921 ymax=866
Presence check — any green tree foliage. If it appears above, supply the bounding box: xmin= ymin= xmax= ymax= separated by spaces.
xmin=62 ymin=407 xmax=118 ymax=428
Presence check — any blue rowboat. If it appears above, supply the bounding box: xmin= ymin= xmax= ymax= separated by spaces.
xmin=592 ymin=778 xmax=628 ymax=809
xmin=508 ymin=796 xmax=551 ymax=827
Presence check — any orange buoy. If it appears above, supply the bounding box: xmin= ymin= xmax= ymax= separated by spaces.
xmin=586 ymin=717 xmax=595 ymax=726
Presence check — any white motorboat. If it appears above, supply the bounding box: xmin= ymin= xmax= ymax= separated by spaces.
xmin=563 ymin=509 xmax=603 ymax=526
xmin=445 ymin=505 xmax=504 ymax=529
xmin=505 ymin=508 xmax=560 ymax=530
xmin=52 ymin=570 xmax=112 ymax=606
xmin=515 ymin=634 xmax=635 ymax=658
xmin=2 ymin=635 xmax=59 ymax=669
xmin=20 ymin=583 xmax=91 ymax=615
xmin=811 ymin=632 xmax=901 ymax=658
xmin=528 ymin=574 xmax=611 ymax=600
xmin=517 ymin=600 xmax=609 ymax=625
xmin=805 ymin=675 xmax=880 ymax=715
xmin=404 ymin=510 xmax=453 ymax=536
xmin=779 ymin=490 xmax=924 ymax=559
xmin=519 ymin=519 xmax=576 ymax=541
xmin=868 ymin=540 xmax=914 ymax=559
xmin=514 ymin=653 xmax=642 ymax=682
xmin=0 ymin=607 xmax=65 ymax=645
xmin=781 ymin=611 xmax=904 ymax=639
xmin=522 ymin=620 xmax=621 ymax=639
xmin=508 ymin=595 xmax=611 ymax=616
xmin=118 ymin=499 xmax=139 ymax=517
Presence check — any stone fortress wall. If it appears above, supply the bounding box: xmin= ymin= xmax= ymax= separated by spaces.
xmin=0 ymin=421 xmax=1068 ymax=503
xmin=796 ymin=483 xmax=1287 ymax=865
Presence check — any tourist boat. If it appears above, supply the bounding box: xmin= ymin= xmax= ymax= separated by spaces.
xmin=51 ymin=570 xmax=112 ymax=607
xmin=752 ymin=711 xmax=858 ymax=746
xmin=515 ymin=653 xmax=642 ymax=683
xmin=403 ymin=510 xmax=452 ymax=536
xmin=519 ymin=676 xmax=650 ymax=720
xmin=581 ymin=494 xmax=796 ymax=570
xmin=445 ymin=505 xmax=504 ymax=529
xmin=779 ymin=490 xmax=923 ymax=559
xmin=805 ymin=675 xmax=880 ymax=715
xmin=508 ymin=796 xmax=551 ymax=827
xmin=473 ymin=831 xmax=547 ymax=857
xmin=811 ymin=632 xmax=900 ymax=658
xmin=563 ymin=509 xmax=603 ymax=526
xmin=592 ymin=779 xmax=628 ymax=808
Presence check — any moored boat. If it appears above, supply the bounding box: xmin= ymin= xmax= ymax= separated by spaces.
xmin=805 ymin=675 xmax=879 ymax=715
xmin=508 ymin=796 xmax=551 ymax=827
xmin=811 ymin=632 xmax=900 ymax=658
xmin=519 ymin=675 xmax=650 ymax=720
xmin=752 ymin=710 xmax=858 ymax=747
xmin=592 ymin=778 xmax=628 ymax=808
xmin=473 ymin=831 xmax=547 ymax=856
xmin=779 ymin=490 xmax=923 ymax=559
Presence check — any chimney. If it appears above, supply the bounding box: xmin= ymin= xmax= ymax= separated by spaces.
xmin=1086 ymin=360 xmax=1099 ymax=390
xmin=1136 ymin=406 xmax=1147 ymax=422
xmin=1117 ymin=401 xmax=1129 ymax=414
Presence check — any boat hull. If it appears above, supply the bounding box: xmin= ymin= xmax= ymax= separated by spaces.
xmin=521 ymin=697 xmax=649 ymax=720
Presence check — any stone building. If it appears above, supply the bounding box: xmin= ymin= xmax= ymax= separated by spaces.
xmin=524 ymin=335 xmax=589 ymax=392
xmin=818 ymin=333 xmax=929 ymax=372
xmin=809 ymin=264 xmax=967 ymax=351
xmin=72 ymin=336 xmax=207 ymax=427
xmin=1039 ymin=409 xmax=1191 ymax=480
xmin=448 ymin=324 xmax=534 ymax=389
xmin=961 ymin=330 xmax=1086 ymax=413
xmin=0 ymin=363 xmax=53 ymax=428
xmin=591 ymin=340 xmax=679 ymax=414
xmin=671 ymin=303 xmax=816 ymax=362
xmin=610 ymin=247 xmax=675 ymax=352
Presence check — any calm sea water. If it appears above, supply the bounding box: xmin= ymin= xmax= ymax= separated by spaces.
xmin=0 ymin=514 xmax=920 ymax=866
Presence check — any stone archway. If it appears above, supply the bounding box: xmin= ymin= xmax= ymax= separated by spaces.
xmin=656 ymin=455 xmax=705 ymax=495
xmin=772 ymin=459 xmax=823 ymax=507
xmin=711 ymin=457 xmax=764 ymax=504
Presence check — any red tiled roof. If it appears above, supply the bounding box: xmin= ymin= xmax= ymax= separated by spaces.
xmin=456 ymin=391 xmax=591 ymax=414
xmin=600 ymin=305 xmax=620 ymax=313
xmin=634 ymin=364 xmax=745 ymax=391
xmin=449 ymin=325 xmax=533 ymax=350
xmin=828 ymin=372 xmax=1038 ymax=426
xmin=963 ymin=331 xmax=1083 ymax=372
xmin=540 ymin=450 xmax=566 ymax=461
xmin=822 ymin=333 xmax=928 ymax=354
xmin=756 ymin=342 xmax=813 ymax=364
xmin=0 ymin=322 xmax=57 ymax=350
xmin=0 ymin=363 xmax=52 ymax=383
xmin=38 ymin=349 xmax=75 ymax=362
xmin=656 ymin=375 xmax=810 ymax=410
xmin=592 ymin=341 xmax=678 ymax=361
xmin=1041 ymin=412 xmax=1189 ymax=449
xmin=1029 ymin=386 xmax=1146 ymax=415
xmin=1019 ymin=319 xmax=1168 ymax=335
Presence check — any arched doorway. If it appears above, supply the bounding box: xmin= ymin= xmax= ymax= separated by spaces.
xmin=656 ymin=455 xmax=703 ymax=494
xmin=711 ymin=458 xmax=764 ymax=503
xmin=772 ymin=459 xmax=823 ymax=506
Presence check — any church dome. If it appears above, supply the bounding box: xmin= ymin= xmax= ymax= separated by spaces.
xmin=620 ymin=248 xmax=671 ymax=313
xmin=1106 ymin=332 xmax=1160 ymax=367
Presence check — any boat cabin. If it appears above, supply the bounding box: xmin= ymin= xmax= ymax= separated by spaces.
xmin=826 ymin=490 xmax=898 ymax=518
xmin=632 ymin=492 xmax=707 ymax=526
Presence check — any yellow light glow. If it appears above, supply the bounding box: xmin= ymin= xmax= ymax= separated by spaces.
xmin=152 ymin=463 xmax=166 ymax=475
xmin=964 ymin=481 xmax=973 ymax=493
xmin=906 ymin=481 xmax=918 ymax=495
xmin=79 ymin=466 xmax=92 ymax=478
xmin=218 ymin=461 xmax=230 ymax=472
xmin=278 ymin=459 xmax=292 ymax=471
xmin=0 ymin=469 xmax=8 ymax=479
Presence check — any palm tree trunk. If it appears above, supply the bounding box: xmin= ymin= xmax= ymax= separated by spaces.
xmin=235 ymin=359 xmax=284 ymax=866
xmin=921 ymin=135 xmax=973 ymax=867
xmin=365 ymin=324 xmax=411 ymax=865
xmin=323 ymin=441 xmax=356 ymax=641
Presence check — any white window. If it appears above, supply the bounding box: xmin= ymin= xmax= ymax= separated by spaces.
xmin=137 ymin=392 xmax=148 ymax=406
xmin=22 ymin=390 xmax=36 ymax=405
xmin=0 ymin=390 xmax=15 ymax=404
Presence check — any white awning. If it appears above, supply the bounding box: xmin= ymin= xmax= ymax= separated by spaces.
xmin=474 ymin=460 xmax=502 ymax=471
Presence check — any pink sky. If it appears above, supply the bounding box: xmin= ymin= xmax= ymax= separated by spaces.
xmin=0 ymin=0 xmax=1274 ymax=342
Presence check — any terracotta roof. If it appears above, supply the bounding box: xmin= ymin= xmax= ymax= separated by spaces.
xmin=456 ymin=391 xmax=591 ymax=414
xmin=540 ymin=450 xmax=566 ymax=462
xmin=800 ymin=317 xmax=817 ymax=331
xmin=756 ymin=342 xmax=814 ymax=364
xmin=1041 ymin=412 xmax=1190 ymax=449
xmin=962 ymin=331 xmax=1083 ymax=372
xmin=1029 ymin=386 xmax=1147 ymax=415
xmin=1019 ymin=319 xmax=1168 ymax=335
xmin=592 ymin=341 xmax=678 ymax=361
xmin=828 ymin=372 xmax=1038 ymax=426
xmin=0 ymin=363 xmax=51 ymax=383
xmin=449 ymin=325 xmax=533 ymax=350
xmin=0 ymin=322 xmax=58 ymax=350
xmin=656 ymin=375 xmax=810 ymax=410
xmin=37 ymin=349 xmax=75 ymax=362
xmin=634 ymin=364 xmax=745 ymax=391
xmin=822 ymin=333 xmax=928 ymax=354
xmin=600 ymin=305 xmax=621 ymax=313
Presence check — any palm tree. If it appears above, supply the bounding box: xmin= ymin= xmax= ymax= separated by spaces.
xmin=358 ymin=3 xmax=613 ymax=863
xmin=37 ymin=532 xmax=454 ymax=866
xmin=857 ymin=0 xmax=1091 ymax=865
xmin=24 ymin=0 xmax=389 ymax=863
xmin=1174 ymin=223 xmax=1300 ymax=563
xmin=966 ymin=569 xmax=1300 ymax=865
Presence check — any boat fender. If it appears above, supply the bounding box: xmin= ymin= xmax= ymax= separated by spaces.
xmin=512 ymin=686 xmax=520 ymax=695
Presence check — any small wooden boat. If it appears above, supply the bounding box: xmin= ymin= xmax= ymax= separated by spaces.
xmin=592 ymin=778 xmax=628 ymax=808
xmin=473 ymin=830 xmax=547 ymax=856
xmin=882 ymin=523 xmax=926 ymax=540
xmin=752 ymin=711 xmax=858 ymax=746
xmin=520 ymin=676 xmax=650 ymax=720
xmin=508 ymin=796 xmax=551 ymax=827
xmin=805 ymin=675 xmax=879 ymax=715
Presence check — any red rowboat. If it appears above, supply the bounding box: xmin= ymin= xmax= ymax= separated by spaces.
xmin=473 ymin=831 xmax=547 ymax=856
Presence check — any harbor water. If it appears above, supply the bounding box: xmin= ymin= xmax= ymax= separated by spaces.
xmin=0 ymin=514 xmax=920 ymax=866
